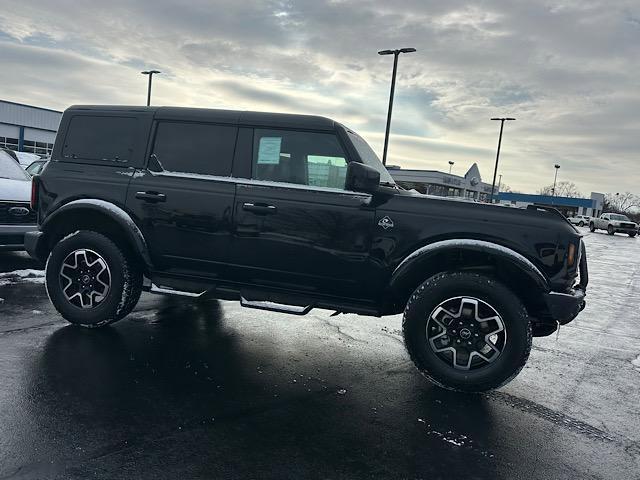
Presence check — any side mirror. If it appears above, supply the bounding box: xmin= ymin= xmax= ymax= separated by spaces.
xmin=345 ymin=162 xmax=380 ymax=193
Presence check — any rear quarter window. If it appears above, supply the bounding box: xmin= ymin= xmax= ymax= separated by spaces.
xmin=62 ymin=116 xmax=137 ymax=163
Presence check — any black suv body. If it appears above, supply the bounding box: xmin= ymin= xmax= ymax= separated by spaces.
xmin=26 ymin=105 xmax=588 ymax=392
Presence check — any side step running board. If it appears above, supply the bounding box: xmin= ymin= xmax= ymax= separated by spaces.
xmin=240 ymin=297 xmax=313 ymax=315
xmin=150 ymin=284 xmax=206 ymax=298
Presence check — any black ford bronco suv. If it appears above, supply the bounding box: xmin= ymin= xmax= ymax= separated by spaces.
xmin=26 ymin=105 xmax=588 ymax=392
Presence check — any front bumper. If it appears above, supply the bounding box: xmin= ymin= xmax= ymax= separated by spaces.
xmin=543 ymin=288 xmax=586 ymax=325
xmin=0 ymin=224 xmax=37 ymax=251
xmin=543 ymin=239 xmax=588 ymax=325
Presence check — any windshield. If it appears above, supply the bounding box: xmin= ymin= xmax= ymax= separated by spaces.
xmin=26 ymin=161 xmax=46 ymax=176
xmin=610 ymin=214 xmax=631 ymax=221
xmin=346 ymin=130 xmax=396 ymax=185
xmin=0 ymin=151 xmax=30 ymax=181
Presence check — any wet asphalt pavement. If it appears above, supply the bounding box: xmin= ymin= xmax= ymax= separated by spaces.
xmin=1 ymin=229 xmax=639 ymax=479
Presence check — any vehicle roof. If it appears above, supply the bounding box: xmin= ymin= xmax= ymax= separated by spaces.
xmin=66 ymin=105 xmax=337 ymax=131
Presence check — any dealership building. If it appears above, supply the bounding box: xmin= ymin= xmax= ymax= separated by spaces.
xmin=387 ymin=163 xmax=496 ymax=202
xmin=0 ymin=100 xmax=62 ymax=156
xmin=387 ymin=163 xmax=604 ymax=217
xmin=496 ymin=192 xmax=605 ymax=218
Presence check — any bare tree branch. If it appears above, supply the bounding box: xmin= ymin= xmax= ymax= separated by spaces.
xmin=538 ymin=181 xmax=583 ymax=198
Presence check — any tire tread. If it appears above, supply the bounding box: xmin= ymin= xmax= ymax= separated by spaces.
xmin=402 ymin=271 xmax=532 ymax=392
xmin=45 ymin=230 xmax=142 ymax=328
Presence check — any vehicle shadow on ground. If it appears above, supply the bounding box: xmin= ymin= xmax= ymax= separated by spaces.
xmin=0 ymin=251 xmax=43 ymax=273
xmin=20 ymin=296 xmax=506 ymax=478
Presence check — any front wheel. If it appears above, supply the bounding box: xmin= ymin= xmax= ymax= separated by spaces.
xmin=589 ymin=223 xmax=596 ymax=232
xmin=607 ymin=225 xmax=615 ymax=235
xmin=402 ymin=272 xmax=532 ymax=392
xmin=45 ymin=230 xmax=143 ymax=328
xmin=578 ymin=221 xmax=584 ymax=227
xmin=630 ymin=232 xmax=637 ymax=238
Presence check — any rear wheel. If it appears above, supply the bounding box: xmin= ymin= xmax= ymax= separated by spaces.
xmin=403 ymin=272 xmax=532 ymax=392
xmin=45 ymin=230 xmax=142 ymax=328
xmin=607 ymin=225 xmax=615 ymax=235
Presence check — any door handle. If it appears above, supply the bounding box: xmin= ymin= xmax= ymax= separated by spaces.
xmin=135 ymin=191 xmax=167 ymax=202
xmin=242 ymin=203 xmax=277 ymax=215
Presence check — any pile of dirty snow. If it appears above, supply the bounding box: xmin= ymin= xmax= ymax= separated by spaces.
xmin=632 ymin=355 xmax=640 ymax=372
xmin=0 ymin=269 xmax=45 ymax=287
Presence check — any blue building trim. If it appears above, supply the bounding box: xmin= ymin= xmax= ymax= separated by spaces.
xmin=18 ymin=126 xmax=24 ymax=151
xmin=497 ymin=192 xmax=595 ymax=208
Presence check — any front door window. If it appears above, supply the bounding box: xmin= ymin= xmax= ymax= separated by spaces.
xmin=252 ymin=129 xmax=348 ymax=189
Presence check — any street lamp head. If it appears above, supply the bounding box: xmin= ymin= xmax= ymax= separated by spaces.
xmin=554 ymin=164 xmax=560 ymax=169
xmin=141 ymin=70 xmax=161 ymax=75
xmin=378 ymin=48 xmax=416 ymax=55
xmin=448 ymin=161 xmax=454 ymax=165
xmin=491 ymin=117 xmax=516 ymax=121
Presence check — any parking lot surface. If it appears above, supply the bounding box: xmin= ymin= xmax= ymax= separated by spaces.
xmin=1 ymin=228 xmax=639 ymax=479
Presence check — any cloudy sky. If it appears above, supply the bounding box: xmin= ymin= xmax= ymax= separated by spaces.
xmin=1 ymin=0 xmax=638 ymax=194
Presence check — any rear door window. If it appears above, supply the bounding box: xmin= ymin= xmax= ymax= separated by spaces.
xmin=152 ymin=122 xmax=238 ymax=176
xmin=63 ymin=116 xmax=137 ymax=163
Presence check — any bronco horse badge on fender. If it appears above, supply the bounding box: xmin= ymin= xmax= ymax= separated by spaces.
xmin=378 ymin=216 xmax=394 ymax=230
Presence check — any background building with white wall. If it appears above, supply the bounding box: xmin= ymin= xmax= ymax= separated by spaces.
xmin=0 ymin=100 xmax=62 ymax=156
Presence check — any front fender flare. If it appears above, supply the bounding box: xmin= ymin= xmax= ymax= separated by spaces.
xmin=389 ymin=239 xmax=550 ymax=296
xmin=41 ymin=199 xmax=152 ymax=269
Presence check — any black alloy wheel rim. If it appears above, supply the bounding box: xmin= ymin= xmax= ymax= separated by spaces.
xmin=426 ymin=296 xmax=507 ymax=370
xmin=59 ymin=249 xmax=111 ymax=309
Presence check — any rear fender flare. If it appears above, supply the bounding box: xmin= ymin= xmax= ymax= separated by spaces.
xmin=41 ymin=199 xmax=152 ymax=269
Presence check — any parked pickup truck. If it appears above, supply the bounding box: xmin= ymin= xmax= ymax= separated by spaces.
xmin=25 ymin=105 xmax=588 ymax=392
xmin=589 ymin=213 xmax=637 ymax=237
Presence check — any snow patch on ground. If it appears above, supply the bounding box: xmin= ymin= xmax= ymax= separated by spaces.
xmin=632 ymin=355 xmax=640 ymax=371
xmin=0 ymin=269 xmax=45 ymax=287
xmin=418 ymin=418 xmax=467 ymax=446
xmin=417 ymin=418 xmax=495 ymax=457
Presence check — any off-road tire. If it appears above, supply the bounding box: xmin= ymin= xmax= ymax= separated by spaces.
xmin=45 ymin=230 xmax=143 ymax=328
xmin=607 ymin=225 xmax=615 ymax=235
xmin=402 ymin=272 xmax=532 ymax=392
xmin=589 ymin=223 xmax=596 ymax=232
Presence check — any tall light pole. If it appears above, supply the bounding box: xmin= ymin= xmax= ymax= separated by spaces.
xmin=141 ymin=70 xmax=161 ymax=106
xmin=489 ymin=117 xmax=515 ymax=203
xmin=378 ymin=47 xmax=416 ymax=165
xmin=497 ymin=174 xmax=503 ymax=195
xmin=552 ymin=164 xmax=560 ymax=196
xmin=448 ymin=161 xmax=454 ymax=174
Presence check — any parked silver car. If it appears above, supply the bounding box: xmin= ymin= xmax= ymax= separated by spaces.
xmin=0 ymin=150 xmax=37 ymax=250
xmin=568 ymin=214 xmax=591 ymax=227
